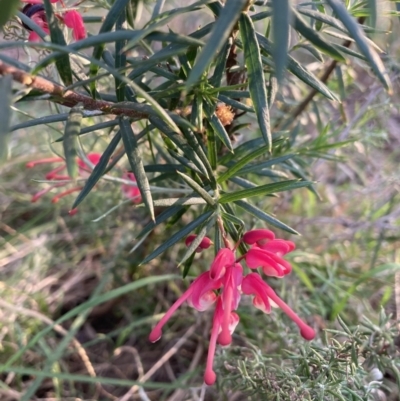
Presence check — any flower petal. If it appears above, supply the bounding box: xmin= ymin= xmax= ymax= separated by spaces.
xmin=190 ymin=272 xmax=222 ymax=311
xmin=245 ymin=248 xmax=286 ymax=277
xmin=209 ymin=248 xmax=235 ymax=280
xmin=185 ymin=234 xmax=212 ymax=251
xmin=258 ymin=239 xmax=295 ymax=255
xmin=243 ymin=229 xmax=275 ymax=246
xmin=63 ymin=11 xmax=86 ymax=41
xmin=242 ymin=273 xmax=272 ymax=313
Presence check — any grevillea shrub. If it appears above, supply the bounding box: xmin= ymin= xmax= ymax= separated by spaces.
xmin=0 ymin=0 xmax=399 ymax=399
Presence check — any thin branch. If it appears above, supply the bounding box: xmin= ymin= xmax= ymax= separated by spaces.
xmin=275 ymin=17 xmax=366 ymax=130
xmin=0 ymin=61 xmax=146 ymax=119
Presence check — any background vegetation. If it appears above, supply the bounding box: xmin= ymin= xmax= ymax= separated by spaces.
xmin=0 ymin=0 xmax=400 ymax=400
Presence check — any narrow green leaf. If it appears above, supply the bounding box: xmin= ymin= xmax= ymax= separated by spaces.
xmin=206 ymin=126 xmax=217 ymax=170
xmin=180 ymin=127 xmax=216 ymax=188
xmin=221 ymin=211 xmax=245 ymax=229
xmin=326 ymin=0 xmax=391 ymax=92
xmin=234 ymin=199 xmax=300 ymax=235
xmin=223 ymin=203 xmax=246 ymax=244
xmin=191 ymin=94 xmax=203 ymax=132
xmin=186 ymin=0 xmax=248 ymax=88
xmin=333 ymin=43 xmax=366 ymax=61
xmin=0 ymin=365 xmax=184 ymax=391
xmin=292 ymin=11 xmax=345 ymax=61
xmin=272 ymin=0 xmax=290 ymax=82
xmin=176 ymin=171 xmax=215 ymax=206
xmin=124 ymin=0 xmax=208 ymax=52
xmin=115 ymin=12 xmax=127 ymax=102
xmin=182 ymin=251 xmax=196 ymax=278
xmin=66 ymin=119 xmax=119 ymax=141
xmin=72 ymin=132 xmax=121 ymax=209
xmin=150 ymin=116 xmax=209 ymax=177
xmin=220 ymin=179 xmax=312 ymax=203
xmin=167 ymin=150 xmax=203 ymax=176
xmin=137 ymin=205 xmax=184 ymax=239
xmin=0 ymin=0 xmax=21 ymax=30
xmin=0 ymin=75 xmax=13 ymax=162
xmin=239 ymin=13 xmax=271 ymax=150
xmin=267 ymin=74 xmax=278 ymax=108
xmin=210 ymin=39 xmax=232 ymax=87
xmin=63 ymin=104 xmax=83 ymax=178
xmin=42 ymin=0 xmax=73 ymax=86
xmin=204 ymin=104 xmax=233 ymax=152
xmin=127 ymin=23 xmax=214 ymax=82
xmin=257 ymin=34 xmax=339 ymax=100
xmin=229 ymin=176 xmax=257 ymax=189
xmin=217 ymin=144 xmax=270 ymax=183
xmin=119 ymin=117 xmax=154 ymax=221
xmin=218 ymin=94 xmax=254 ymax=113
xmin=296 ymin=43 xmax=324 ymax=62
xmin=367 ymin=0 xmax=377 ymax=28
xmin=89 ymin=0 xmax=131 ymax=95
xmin=291 ymin=262 xmax=315 ymax=291
xmin=140 ymin=210 xmax=214 ymax=265
xmin=152 ymin=198 xmax=206 ymax=207
xmin=236 ymin=153 xmax=295 ymax=175
xmin=297 ymin=8 xmax=346 ymax=33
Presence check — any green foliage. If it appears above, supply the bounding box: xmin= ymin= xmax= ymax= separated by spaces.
xmin=1 ymin=0 xmax=400 ymax=399
xmin=217 ymin=312 xmax=400 ymax=400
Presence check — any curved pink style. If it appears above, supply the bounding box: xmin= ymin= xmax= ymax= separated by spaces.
xmin=204 ymin=297 xmax=239 ymax=385
xmin=149 ymin=272 xmax=222 ymax=343
xmin=242 ymin=273 xmax=315 ymax=340
xmin=26 ymin=153 xmax=101 ymax=204
xmin=218 ymin=263 xmax=242 ymax=346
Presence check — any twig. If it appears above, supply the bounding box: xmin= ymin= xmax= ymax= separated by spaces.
xmin=0 ymin=61 xmax=146 ymax=119
xmin=118 ymin=324 xmax=197 ymax=401
xmin=275 ymin=17 xmax=366 ymax=131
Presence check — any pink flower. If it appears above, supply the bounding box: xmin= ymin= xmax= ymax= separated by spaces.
xmin=242 ymin=273 xmax=315 ymax=340
xmin=185 ymin=234 xmax=213 ymax=252
xmin=149 ymin=229 xmax=315 ymax=386
xmin=209 ymin=248 xmax=235 ymax=280
xmin=243 ymin=229 xmax=295 ymax=277
xmin=63 ymin=10 xmax=86 ymax=41
xmin=243 ymin=228 xmax=275 ymax=246
xmin=121 ymin=172 xmax=142 ymax=204
xmin=218 ymin=263 xmax=242 ymax=346
xmin=245 ymin=246 xmax=293 ymax=277
xmin=26 ymin=153 xmax=101 ymax=208
xmin=204 ymin=297 xmax=239 ymax=385
xmin=149 ymin=271 xmax=223 ymax=343
xmin=21 ymin=1 xmax=86 ymax=42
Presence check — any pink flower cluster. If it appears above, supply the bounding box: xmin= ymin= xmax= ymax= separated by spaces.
xmin=26 ymin=153 xmax=141 ymax=214
xmin=149 ymin=229 xmax=315 ymax=385
xmin=21 ymin=0 xmax=86 ymax=42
